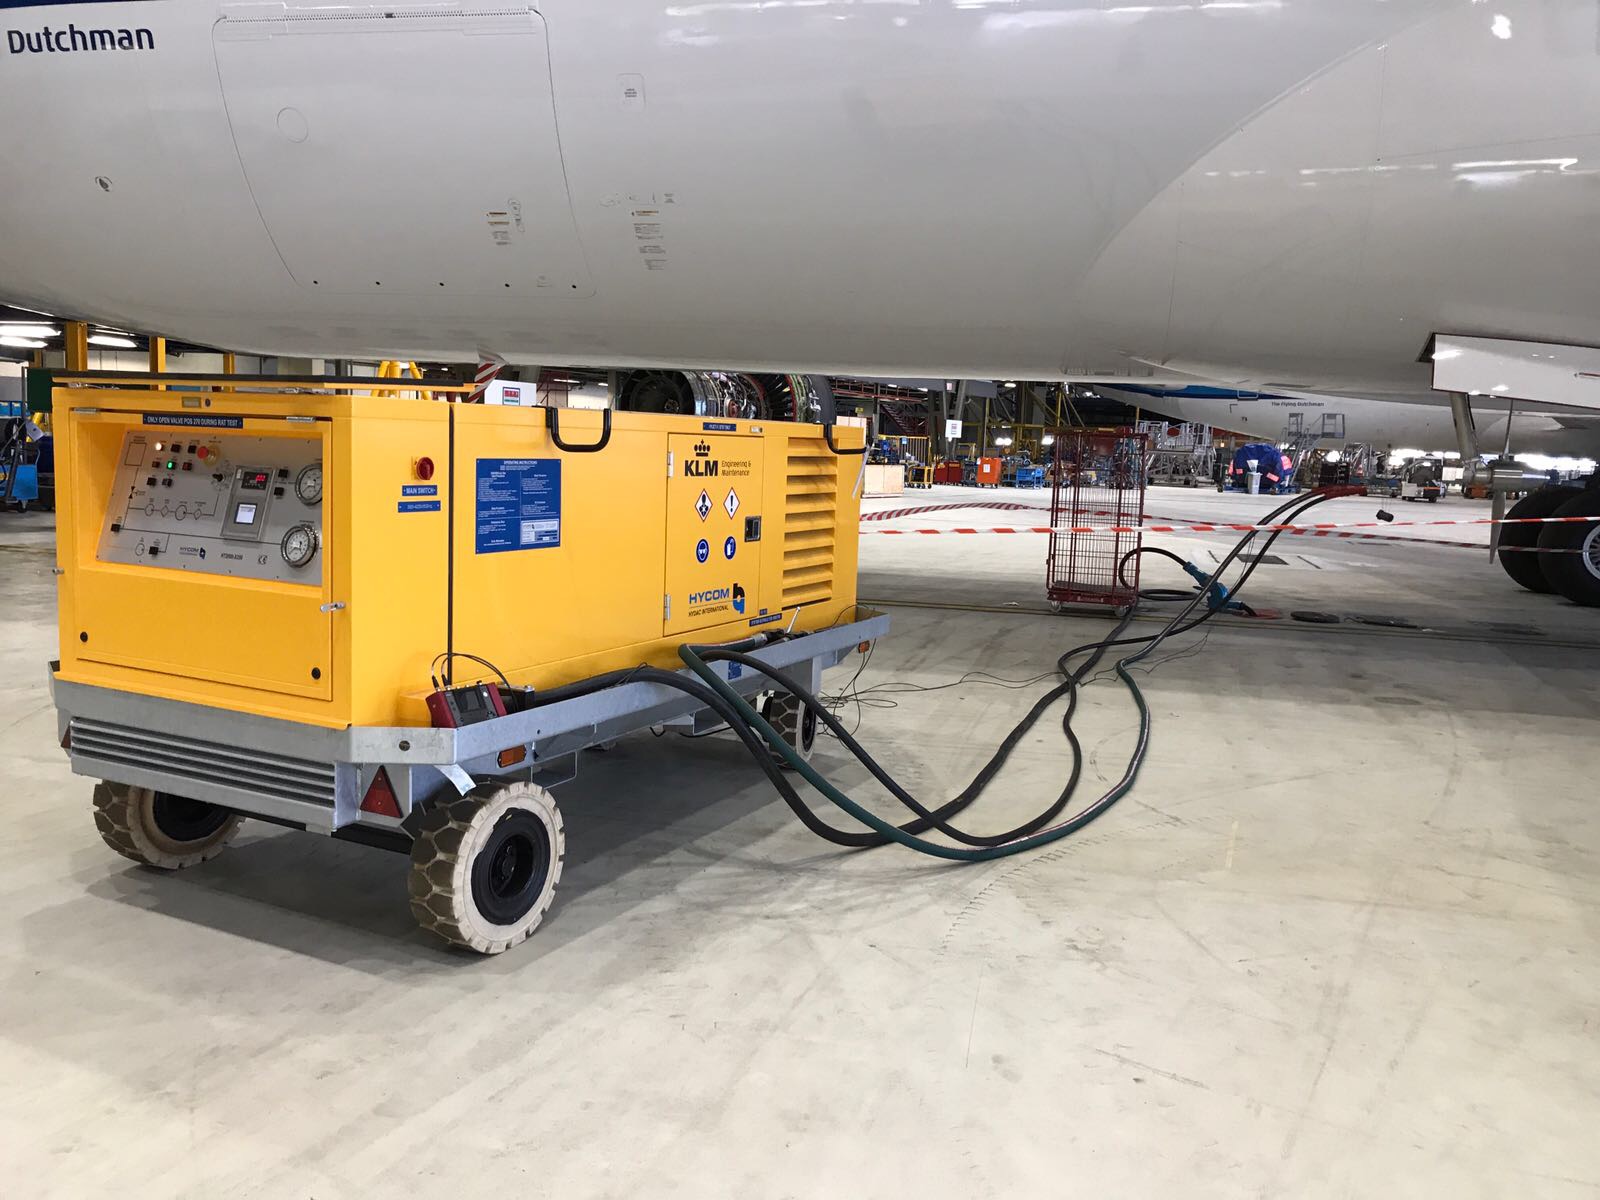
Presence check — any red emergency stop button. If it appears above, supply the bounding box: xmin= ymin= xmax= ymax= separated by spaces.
xmin=414 ymin=457 xmax=435 ymax=481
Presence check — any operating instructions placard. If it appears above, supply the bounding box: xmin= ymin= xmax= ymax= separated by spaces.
xmin=475 ymin=458 xmax=561 ymax=553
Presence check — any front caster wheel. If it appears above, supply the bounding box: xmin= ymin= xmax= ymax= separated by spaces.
xmin=760 ymin=691 xmax=817 ymax=768
xmin=92 ymin=781 xmax=243 ymax=870
xmin=408 ymin=782 xmax=565 ymax=955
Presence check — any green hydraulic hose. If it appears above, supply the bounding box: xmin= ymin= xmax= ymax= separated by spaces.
xmin=677 ymin=641 xmax=1153 ymax=862
xmin=676 ymin=488 xmax=1338 ymax=863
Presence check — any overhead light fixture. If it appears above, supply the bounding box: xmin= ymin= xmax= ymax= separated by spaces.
xmin=1041 ymin=434 xmax=1055 ymax=446
xmin=0 ymin=324 xmax=59 ymax=339
xmin=0 ymin=336 xmax=47 ymax=349
xmin=89 ymin=334 xmax=138 ymax=349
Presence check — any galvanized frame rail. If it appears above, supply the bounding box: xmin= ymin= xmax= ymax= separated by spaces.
xmin=52 ymin=612 xmax=888 ymax=842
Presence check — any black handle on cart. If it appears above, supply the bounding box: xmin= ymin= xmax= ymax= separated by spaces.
xmin=822 ymin=423 xmax=867 ymax=456
xmin=545 ymin=405 xmax=612 ymax=453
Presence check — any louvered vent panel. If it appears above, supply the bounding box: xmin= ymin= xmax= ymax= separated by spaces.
xmin=783 ymin=443 xmax=838 ymax=608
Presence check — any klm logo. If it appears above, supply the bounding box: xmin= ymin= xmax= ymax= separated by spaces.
xmin=8 ymin=23 xmax=156 ymax=54
xmin=685 ymin=456 xmax=718 ymax=478
xmin=689 ymin=588 xmax=731 ymax=605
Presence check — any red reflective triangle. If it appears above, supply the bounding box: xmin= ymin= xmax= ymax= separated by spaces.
xmin=360 ymin=767 xmax=401 ymax=818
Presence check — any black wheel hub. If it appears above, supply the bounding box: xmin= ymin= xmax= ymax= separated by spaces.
xmin=471 ymin=811 xmax=552 ymax=925
xmin=150 ymin=793 xmax=233 ymax=844
xmin=800 ymin=705 xmax=818 ymax=751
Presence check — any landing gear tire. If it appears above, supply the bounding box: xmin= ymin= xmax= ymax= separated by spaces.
xmin=92 ymin=781 xmax=243 ymax=870
xmin=760 ymin=691 xmax=817 ymax=768
xmin=408 ymin=782 xmax=565 ymax=955
xmin=1536 ymin=490 xmax=1600 ymax=607
xmin=1499 ymin=485 xmax=1584 ymax=593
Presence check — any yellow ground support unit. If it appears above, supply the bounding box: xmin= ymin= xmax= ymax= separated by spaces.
xmin=50 ymin=374 xmax=882 ymax=953
xmin=53 ymin=377 xmax=863 ymax=729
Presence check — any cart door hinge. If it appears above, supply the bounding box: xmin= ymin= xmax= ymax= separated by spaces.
xmin=667 ymin=451 xmax=674 ymax=478
xmin=320 ymin=601 xmax=347 ymax=613
xmin=664 ymin=593 xmax=671 ymax=620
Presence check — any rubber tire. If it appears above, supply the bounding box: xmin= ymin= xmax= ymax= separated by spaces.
xmin=1536 ymin=490 xmax=1600 ymax=607
xmin=408 ymin=782 xmax=565 ymax=955
xmin=1499 ymin=485 xmax=1584 ymax=593
xmin=92 ymin=781 xmax=243 ymax=870
xmin=761 ymin=692 xmax=817 ymax=769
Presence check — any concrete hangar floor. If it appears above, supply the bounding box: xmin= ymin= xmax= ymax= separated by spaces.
xmin=2 ymin=484 xmax=1597 ymax=1198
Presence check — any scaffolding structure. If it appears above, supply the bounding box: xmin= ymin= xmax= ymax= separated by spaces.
xmin=1137 ymin=420 xmax=1215 ymax=487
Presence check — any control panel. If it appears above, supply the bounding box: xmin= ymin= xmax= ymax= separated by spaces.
xmin=97 ymin=432 xmax=325 ymax=585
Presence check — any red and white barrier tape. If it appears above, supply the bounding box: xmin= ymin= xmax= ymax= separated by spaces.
xmin=860 ymin=514 xmax=1596 ymax=552
xmin=862 ymin=515 xmax=1594 ymax=534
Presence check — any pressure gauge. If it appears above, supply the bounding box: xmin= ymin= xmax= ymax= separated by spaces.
xmin=295 ymin=462 xmax=324 ymax=506
xmin=281 ymin=523 xmax=319 ymax=569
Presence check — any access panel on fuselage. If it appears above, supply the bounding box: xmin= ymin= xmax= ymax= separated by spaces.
xmin=213 ymin=4 xmax=592 ymax=298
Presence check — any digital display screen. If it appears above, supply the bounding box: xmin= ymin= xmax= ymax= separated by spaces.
xmin=234 ymin=503 xmax=258 ymax=525
xmin=240 ymin=470 xmax=271 ymax=491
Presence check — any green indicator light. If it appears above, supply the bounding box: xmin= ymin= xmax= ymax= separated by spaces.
xmin=166 ymin=461 xmax=175 ymax=470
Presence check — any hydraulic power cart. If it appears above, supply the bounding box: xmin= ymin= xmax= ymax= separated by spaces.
xmin=48 ymin=374 xmax=880 ymax=954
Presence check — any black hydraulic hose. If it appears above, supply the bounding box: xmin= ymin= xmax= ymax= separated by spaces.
xmin=623 ymin=668 xmax=887 ymax=847
xmin=1039 ymin=490 xmax=1333 ymax=686
xmin=519 ymin=657 xmax=979 ymax=848
xmin=508 ymin=490 xmax=1337 ymax=863
xmin=693 ymin=605 xmax=1135 ymax=847
xmin=675 ymin=489 xmax=1339 ymax=860
xmin=1118 ymin=545 xmax=1197 ymax=601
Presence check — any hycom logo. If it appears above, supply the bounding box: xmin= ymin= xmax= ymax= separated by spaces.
xmin=685 ymin=440 xmax=718 ymax=478
xmin=8 ymin=22 xmax=156 ymax=55
xmin=689 ymin=588 xmax=731 ymax=605
xmin=732 ymin=584 xmax=746 ymax=615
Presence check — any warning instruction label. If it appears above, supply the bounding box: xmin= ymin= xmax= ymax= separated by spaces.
xmin=476 ymin=458 xmax=561 ymax=554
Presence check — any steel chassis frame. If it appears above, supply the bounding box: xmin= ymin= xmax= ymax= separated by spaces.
xmin=52 ymin=612 xmax=888 ymax=848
